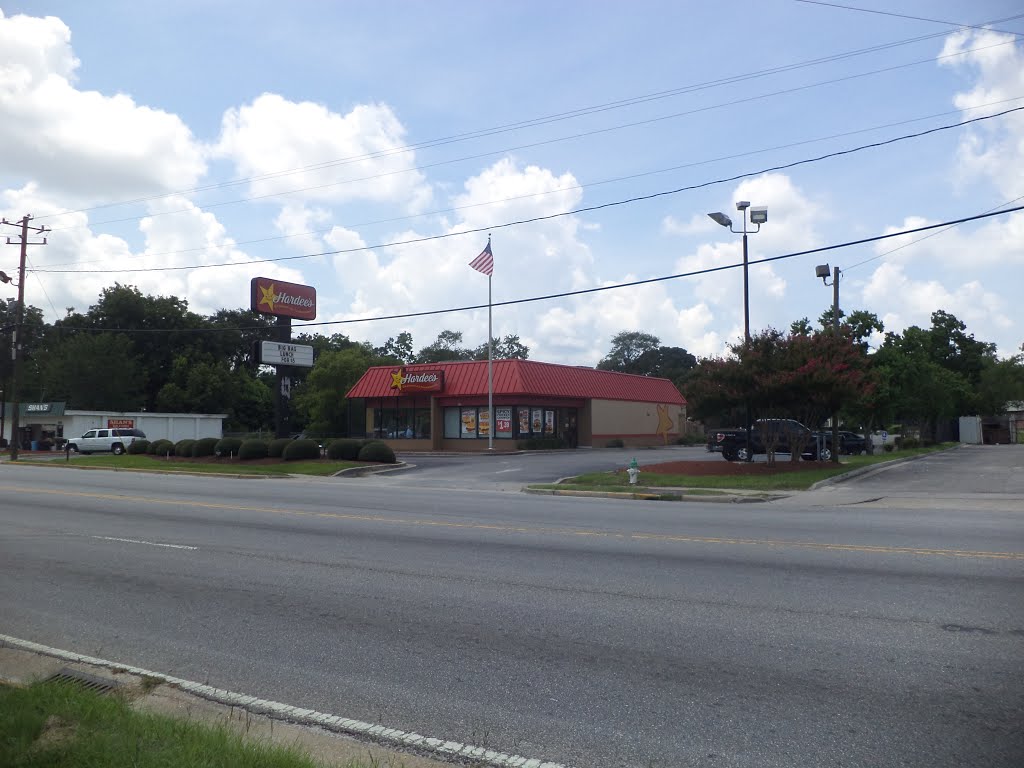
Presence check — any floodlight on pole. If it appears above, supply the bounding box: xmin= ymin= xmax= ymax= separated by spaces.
xmin=707 ymin=201 xmax=768 ymax=462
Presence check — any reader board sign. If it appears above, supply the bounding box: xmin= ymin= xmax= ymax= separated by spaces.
xmin=260 ymin=341 xmax=314 ymax=368
xmin=250 ymin=277 xmax=317 ymax=321
xmin=108 ymin=419 xmax=134 ymax=429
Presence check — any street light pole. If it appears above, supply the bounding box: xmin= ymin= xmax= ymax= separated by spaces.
xmin=816 ymin=263 xmax=842 ymax=463
xmin=709 ymin=202 xmax=766 ymax=461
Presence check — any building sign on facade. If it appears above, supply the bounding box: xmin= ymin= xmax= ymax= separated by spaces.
xmin=107 ymin=418 xmax=134 ymax=429
xmin=250 ymin=277 xmax=317 ymax=321
xmin=388 ymin=368 xmax=444 ymax=394
xmin=26 ymin=403 xmax=51 ymax=413
xmin=259 ymin=341 xmax=314 ymax=367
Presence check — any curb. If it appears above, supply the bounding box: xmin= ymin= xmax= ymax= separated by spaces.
xmin=332 ymin=461 xmax=414 ymax=477
xmin=0 ymin=634 xmax=568 ymax=768
xmin=807 ymin=444 xmax=963 ymax=490
xmin=523 ymin=487 xmax=781 ymax=503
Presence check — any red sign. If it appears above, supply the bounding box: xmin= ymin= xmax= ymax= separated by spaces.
xmin=388 ymin=368 xmax=444 ymax=393
xmin=108 ymin=418 xmax=134 ymax=429
xmin=250 ymin=277 xmax=317 ymax=321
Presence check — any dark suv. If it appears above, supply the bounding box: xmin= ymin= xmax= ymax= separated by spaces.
xmin=68 ymin=428 xmax=147 ymax=455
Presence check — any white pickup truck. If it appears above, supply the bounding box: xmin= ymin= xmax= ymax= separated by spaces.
xmin=67 ymin=428 xmax=147 ymax=455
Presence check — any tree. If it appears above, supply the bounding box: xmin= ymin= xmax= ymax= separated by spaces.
xmin=597 ymin=331 xmax=661 ymax=373
xmin=471 ymin=334 xmax=530 ymax=360
xmin=416 ymin=330 xmax=474 ymax=363
xmin=0 ymin=299 xmax=47 ymax=400
xmin=292 ymin=346 xmax=383 ymax=435
xmin=40 ymin=332 xmax=145 ymax=410
xmin=377 ymin=331 xmax=415 ymax=364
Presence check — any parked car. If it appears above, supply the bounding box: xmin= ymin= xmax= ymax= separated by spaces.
xmin=711 ymin=418 xmax=835 ymax=462
xmin=67 ymin=428 xmax=147 ymax=455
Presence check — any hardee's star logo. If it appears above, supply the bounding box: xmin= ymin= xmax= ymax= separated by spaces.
xmin=258 ymin=283 xmax=276 ymax=312
xmin=390 ymin=369 xmax=405 ymax=391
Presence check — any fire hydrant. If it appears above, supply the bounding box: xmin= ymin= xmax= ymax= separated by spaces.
xmin=627 ymin=457 xmax=640 ymax=485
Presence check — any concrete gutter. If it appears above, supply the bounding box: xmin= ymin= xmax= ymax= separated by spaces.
xmin=807 ymin=444 xmax=963 ymax=490
xmin=523 ymin=486 xmax=785 ymax=503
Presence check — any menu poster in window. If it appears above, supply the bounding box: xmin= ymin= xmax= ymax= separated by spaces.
xmin=544 ymin=410 xmax=555 ymax=434
xmin=478 ymin=409 xmax=491 ymax=437
xmin=531 ymin=408 xmax=543 ymax=434
xmin=496 ymin=407 xmax=513 ymax=435
xmin=460 ymin=408 xmax=477 ymax=437
xmin=518 ymin=408 xmax=530 ymax=434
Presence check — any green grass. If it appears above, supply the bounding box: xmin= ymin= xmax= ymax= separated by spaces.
xmin=542 ymin=443 xmax=957 ymax=492
xmin=23 ymin=454 xmax=363 ymax=476
xmin=0 ymin=680 xmax=336 ymax=768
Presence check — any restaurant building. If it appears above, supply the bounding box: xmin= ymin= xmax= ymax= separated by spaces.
xmin=345 ymin=359 xmax=687 ymax=451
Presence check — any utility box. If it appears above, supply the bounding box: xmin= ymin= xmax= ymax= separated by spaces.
xmin=958 ymin=416 xmax=982 ymax=444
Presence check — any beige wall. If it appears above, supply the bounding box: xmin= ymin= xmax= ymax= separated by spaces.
xmin=591 ymin=399 xmax=684 ymax=446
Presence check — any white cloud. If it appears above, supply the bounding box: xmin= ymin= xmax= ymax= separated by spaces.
xmin=0 ymin=10 xmax=206 ymax=204
xmin=214 ymin=93 xmax=433 ymax=209
xmin=940 ymin=29 xmax=1024 ymax=197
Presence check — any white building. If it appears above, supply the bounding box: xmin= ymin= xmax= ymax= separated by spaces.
xmin=2 ymin=401 xmax=226 ymax=451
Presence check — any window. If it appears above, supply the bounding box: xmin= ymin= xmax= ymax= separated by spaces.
xmin=443 ymin=408 xmax=461 ymax=438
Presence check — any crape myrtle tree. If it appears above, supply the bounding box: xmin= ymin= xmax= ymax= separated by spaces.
xmin=684 ymin=328 xmax=875 ymax=465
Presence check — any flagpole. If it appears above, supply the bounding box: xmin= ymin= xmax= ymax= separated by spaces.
xmin=487 ymin=237 xmax=494 ymax=451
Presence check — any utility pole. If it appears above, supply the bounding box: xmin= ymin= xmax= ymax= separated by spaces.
xmin=2 ymin=215 xmax=49 ymax=461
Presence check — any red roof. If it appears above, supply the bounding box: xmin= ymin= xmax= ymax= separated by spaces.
xmin=346 ymin=359 xmax=686 ymax=404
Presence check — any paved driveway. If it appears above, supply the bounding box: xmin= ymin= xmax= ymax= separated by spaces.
xmin=366 ymin=444 xmax=715 ymax=490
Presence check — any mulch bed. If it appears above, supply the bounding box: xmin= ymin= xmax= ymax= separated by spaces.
xmin=633 ymin=459 xmax=834 ymax=476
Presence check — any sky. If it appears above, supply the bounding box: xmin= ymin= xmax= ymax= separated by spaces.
xmin=1 ymin=1 xmax=1022 ymax=365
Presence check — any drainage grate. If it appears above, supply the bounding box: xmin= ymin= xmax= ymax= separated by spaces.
xmin=42 ymin=667 xmax=122 ymax=696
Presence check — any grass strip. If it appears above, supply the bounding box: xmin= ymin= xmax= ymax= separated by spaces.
xmin=0 ymin=679 xmax=343 ymax=768
xmin=20 ymin=455 xmax=363 ymax=476
xmin=544 ymin=444 xmax=956 ymax=492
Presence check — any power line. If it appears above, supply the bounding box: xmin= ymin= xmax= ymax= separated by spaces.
xmin=793 ymin=0 xmax=1024 ymax=36
xmin=36 ymin=17 xmax=1024 ymax=228
xmin=30 ymin=105 xmax=1024 ymax=276
xmin=47 ymin=204 xmax=1024 ymax=336
xmin=37 ymin=96 xmax=1022 ymax=270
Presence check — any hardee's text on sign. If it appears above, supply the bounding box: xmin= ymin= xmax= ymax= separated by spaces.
xmin=250 ymin=277 xmax=317 ymax=321
xmin=388 ymin=368 xmax=444 ymax=393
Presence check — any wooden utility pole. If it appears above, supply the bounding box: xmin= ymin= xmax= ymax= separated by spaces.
xmin=2 ymin=215 xmax=48 ymax=461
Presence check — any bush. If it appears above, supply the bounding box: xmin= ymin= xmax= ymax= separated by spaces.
xmin=238 ymin=439 xmax=269 ymax=460
xmin=604 ymin=438 xmax=625 ymax=448
xmin=900 ymin=437 xmax=920 ymax=450
xmin=282 ymin=439 xmax=321 ymax=461
xmin=268 ymin=438 xmax=292 ymax=458
xmin=192 ymin=437 xmax=219 ymax=457
xmin=127 ymin=439 xmax=150 ymax=455
xmin=174 ymin=439 xmax=196 ymax=457
xmin=883 ymin=443 xmax=895 ymax=453
xmin=148 ymin=439 xmax=175 ymax=456
xmin=357 ymin=440 xmax=396 ymax=463
xmin=327 ymin=438 xmax=363 ymax=461
xmin=518 ymin=437 xmax=565 ymax=450
xmin=214 ymin=437 xmax=243 ymax=457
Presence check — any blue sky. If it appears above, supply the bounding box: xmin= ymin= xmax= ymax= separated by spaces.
xmin=1 ymin=1 xmax=1022 ymax=363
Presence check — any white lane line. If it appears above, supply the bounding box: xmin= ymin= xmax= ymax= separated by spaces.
xmin=90 ymin=535 xmax=198 ymax=551
xmin=0 ymin=634 xmax=568 ymax=768
xmin=494 ymin=468 xmax=523 ymax=474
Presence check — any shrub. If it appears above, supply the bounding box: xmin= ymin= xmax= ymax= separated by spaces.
xmin=192 ymin=437 xmax=219 ymax=457
xmin=214 ymin=437 xmax=244 ymax=457
xmin=327 ymin=438 xmax=363 ymax=461
xmin=128 ymin=439 xmax=150 ymax=455
xmin=268 ymin=438 xmax=292 ymax=458
xmin=148 ymin=439 xmax=175 ymax=456
xmin=238 ymin=439 xmax=269 ymax=461
xmin=518 ymin=437 xmax=565 ymax=450
xmin=883 ymin=443 xmax=895 ymax=453
xmin=604 ymin=438 xmax=625 ymax=448
xmin=174 ymin=439 xmax=196 ymax=457
xmin=283 ymin=439 xmax=321 ymax=461
xmin=357 ymin=440 xmax=396 ymax=463
xmin=900 ymin=437 xmax=920 ymax=450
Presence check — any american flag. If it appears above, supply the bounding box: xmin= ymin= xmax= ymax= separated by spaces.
xmin=468 ymin=239 xmax=493 ymax=276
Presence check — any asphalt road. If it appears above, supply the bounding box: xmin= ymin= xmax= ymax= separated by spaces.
xmin=1 ymin=446 xmax=1022 ymax=767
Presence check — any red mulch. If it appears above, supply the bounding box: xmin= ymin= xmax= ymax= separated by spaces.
xmin=632 ymin=459 xmax=834 ymax=476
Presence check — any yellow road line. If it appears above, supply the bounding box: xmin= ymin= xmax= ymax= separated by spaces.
xmin=6 ymin=483 xmax=1023 ymax=561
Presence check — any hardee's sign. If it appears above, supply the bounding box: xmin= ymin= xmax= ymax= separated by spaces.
xmin=389 ymin=368 xmax=444 ymax=393
xmin=250 ymin=277 xmax=317 ymax=321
